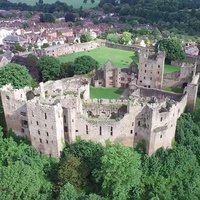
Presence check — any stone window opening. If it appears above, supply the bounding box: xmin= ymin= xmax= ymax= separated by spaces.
xmin=6 ymin=95 xmax=10 ymax=100
xmin=140 ymin=80 xmax=142 ymax=83
xmin=86 ymin=125 xmax=89 ymax=134
xmin=76 ymin=130 xmax=78 ymax=132
xmin=110 ymin=126 xmax=113 ymax=136
xmin=64 ymin=115 xmax=66 ymax=123
xmin=132 ymin=122 xmax=134 ymax=126
xmin=45 ymin=124 xmax=47 ymax=127
xmin=100 ymin=126 xmax=102 ymax=136
xmin=22 ymin=120 xmax=28 ymax=128
xmin=36 ymin=121 xmax=39 ymax=125
xmin=21 ymin=128 xmax=25 ymax=133
xmin=160 ymin=134 xmax=162 ymax=139
xmin=45 ymin=113 xmax=47 ymax=120
xmin=145 ymin=64 xmax=147 ymax=67
xmin=138 ymin=121 xmax=141 ymax=126
xmin=40 ymin=138 xmax=42 ymax=143
xmin=20 ymin=112 xmax=26 ymax=117
xmin=130 ymin=130 xmax=133 ymax=134
xmin=145 ymin=70 xmax=146 ymax=73
xmin=135 ymin=132 xmax=137 ymax=136
xmin=158 ymin=65 xmax=160 ymax=68
xmin=160 ymin=117 xmax=163 ymax=122
xmin=38 ymin=130 xmax=40 ymax=135
xmin=158 ymin=71 xmax=160 ymax=74
xmin=144 ymin=77 xmax=146 ymax=80
xmin=46 ymin=132 xmax=49 ymax=136
xmin=46 ymin=140 xmax=48 ymax=144
xmin=150 ymin=77 xmax=152 ymax=80
xmin=32 ymin=111 xmax=34 ymax=117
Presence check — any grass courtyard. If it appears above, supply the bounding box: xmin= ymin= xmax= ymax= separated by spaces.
xmin=10 ymin=0 xmax=99 ymax=8
xmin=90 ymin=87 xmax=123 ymax=99
xmin=58 ymin=47 xmax=180 ymax=73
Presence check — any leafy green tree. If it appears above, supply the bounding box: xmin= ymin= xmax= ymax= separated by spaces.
xmin=38 ymin=56 xmax=61 ymax=81
xmin=40 ymin=13 xmax=55 ymax=23
xmin=58 ymin=154 xmax=89 ymax=190
xmin=119 ymin=32 xmax=133 ymax=45
xmin=58 ymin=182 xmax=82 ymax=200
xmin=60 ymin=62 xmax=74 ymax=78
xmin=0 ymin=63 xmax=33 ymax=89
xmin=0 ymin=128 xmax=54 ymax=200
xmin=94 ymin=144 xmax=141 ymax=200
xmin=73 ymin=56 xmax=99 ymax=75
xmin=0 ymin=49 xmax=4 ymax=54
xmin=157 ymin=38 xmax=185 ymax=63
xmin=41 ymin=43 xmax=50 ymax=48
xmin=106 ymin=33 xmax=119 ymax=43
xmin=80 ymin=32 xmax=93 ymax=43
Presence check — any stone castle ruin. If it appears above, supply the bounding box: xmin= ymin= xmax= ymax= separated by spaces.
xmin=0 ymin=49 xmax=199 ymax=157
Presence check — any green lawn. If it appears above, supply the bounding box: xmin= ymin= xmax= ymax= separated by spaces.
xmin=59 ymin=47 xmax=137 ymax=68
xmin=90 ymin=87 xmax=123 ymax=99
xmin=10 ymin=0 xmax=99 ymax=8
xmin=164 ymin=64 xmax=180 ymax=74
xmin=59 ymin=47 xmax=180 ymax=73
xmin=162 ymin=86 xmax=183 ymax=94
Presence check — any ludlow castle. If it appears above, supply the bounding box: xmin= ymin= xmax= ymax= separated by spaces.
xmin=1 ymin=49 xmax=199 ymax=157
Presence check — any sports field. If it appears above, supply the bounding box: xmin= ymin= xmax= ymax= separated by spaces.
xmin=59 ymin=47 xmax=180 ymax=73
xmin=9 ymin=0 xmax=99 ymax=8
xmin=90 ymin=87 xmax=123 ymax=99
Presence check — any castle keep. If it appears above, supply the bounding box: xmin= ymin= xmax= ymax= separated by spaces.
xmin=1 ymin=50 xmax=199 ymax=157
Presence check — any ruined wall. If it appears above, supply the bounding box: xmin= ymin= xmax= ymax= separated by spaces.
xmin=185 ymin=74 xmax=199 ymax=112
xmin=39 ymin=42 xmax=99 ymax=57
xmin=27 ymin=100 xmax=65 ymax=157
xmin=137 ymin=50 xmax=165 ymax=89
xmin=0 ymin=85 xmax=30 ymax=138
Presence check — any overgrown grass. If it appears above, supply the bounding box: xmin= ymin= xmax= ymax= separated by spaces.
xmin=59 ymin=47 xmax=137 ymax=68
xmin=162 ymin=86 xmax=183 ymax=93
xmin=90 ymin=87 xmax=123 ymax=99
xmin=9 ymin=0 xmax=99 ymax=8
xmin=164 ymin=64 xmax=180 ymax=74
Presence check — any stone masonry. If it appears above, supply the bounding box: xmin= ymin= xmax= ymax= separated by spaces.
xmin=1 ymin=70 xmax=199 ymax=157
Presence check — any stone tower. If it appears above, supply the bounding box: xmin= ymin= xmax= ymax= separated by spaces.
xmin=137 ymin=49 xmax=165 ymax=89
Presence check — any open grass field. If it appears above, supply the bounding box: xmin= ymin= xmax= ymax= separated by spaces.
xmin=59 ymin=47 xmax=137 ymax=68
xmin=90 ymin=87 xmax=123 ymax=99
xmin=9 ymin=0 xmax=99 ymax=8
xmin=59 ymin=47 xmax=180 ymax=73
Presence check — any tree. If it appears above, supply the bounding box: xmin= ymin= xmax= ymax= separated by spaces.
xmin=58 ymin=182 xmax=82 ymax=200
xmin=12 ymin=44 xmax=26 ymax=53
xmin=65 ymin=12 xmax=75 ymax=22
xmin=119 ymin=32 xmax=133 ymax=45
xmin=60 ymin=62 xmax=74 ymax=78
xmin=73 ymin=56 xmax=99 ymax=75
xmin=0 ymin=63 xmax=33 ymax=89
xmin=41 ymin=43 xmax=50 ymax=48
xmin=40 ymin=13 xmax=55 ymax=23
xmin=0 ymin=128 xmax=53 ymax=200
xmin=80 ymin=32 xmax=93 ymax=43
xmin=11 ymin=54 xmax=41 ymax=82
xmin=106 ymin=33 xmax=119 ymax=43
xmin=94 ymin=144 xmax=141 ymax=200
xmin=38 ymin=56 xmax=61 ymax=81
xmin=157 ymin=38 xmax=185 ymax=63
xmin=196 ymin=38 xmax=200 ymax=54
xmin=57 ymin=154 xmax=89 ymax=190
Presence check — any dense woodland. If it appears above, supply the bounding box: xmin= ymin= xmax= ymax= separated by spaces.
xmin=1 ymin=0 xmax=200 ymax=34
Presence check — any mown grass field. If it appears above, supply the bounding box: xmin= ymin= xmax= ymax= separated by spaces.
xmin=9 ymin=0 xmax=99 ymax=8
xmin=90 ymin=87 xmax=123 ymax=99
xmin=59 ymin=47 xmax=180 ymax=73
xmin=59 ymin=47 xmax=137 ymax=68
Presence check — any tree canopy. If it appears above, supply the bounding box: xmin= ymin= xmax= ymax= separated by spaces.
xmin=73 ymin=56 xmax=99 ymax=75
xmin=0 ymin=63 xmax=33 ymax=89
xmin=38 ymin=56 xmax=61 ymax=81
xmin=157 ymin=38 xmax=185 ymax=63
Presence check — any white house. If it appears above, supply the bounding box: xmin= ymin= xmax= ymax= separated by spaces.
xmin=0 ymin=28 xmax=14 ymax=45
